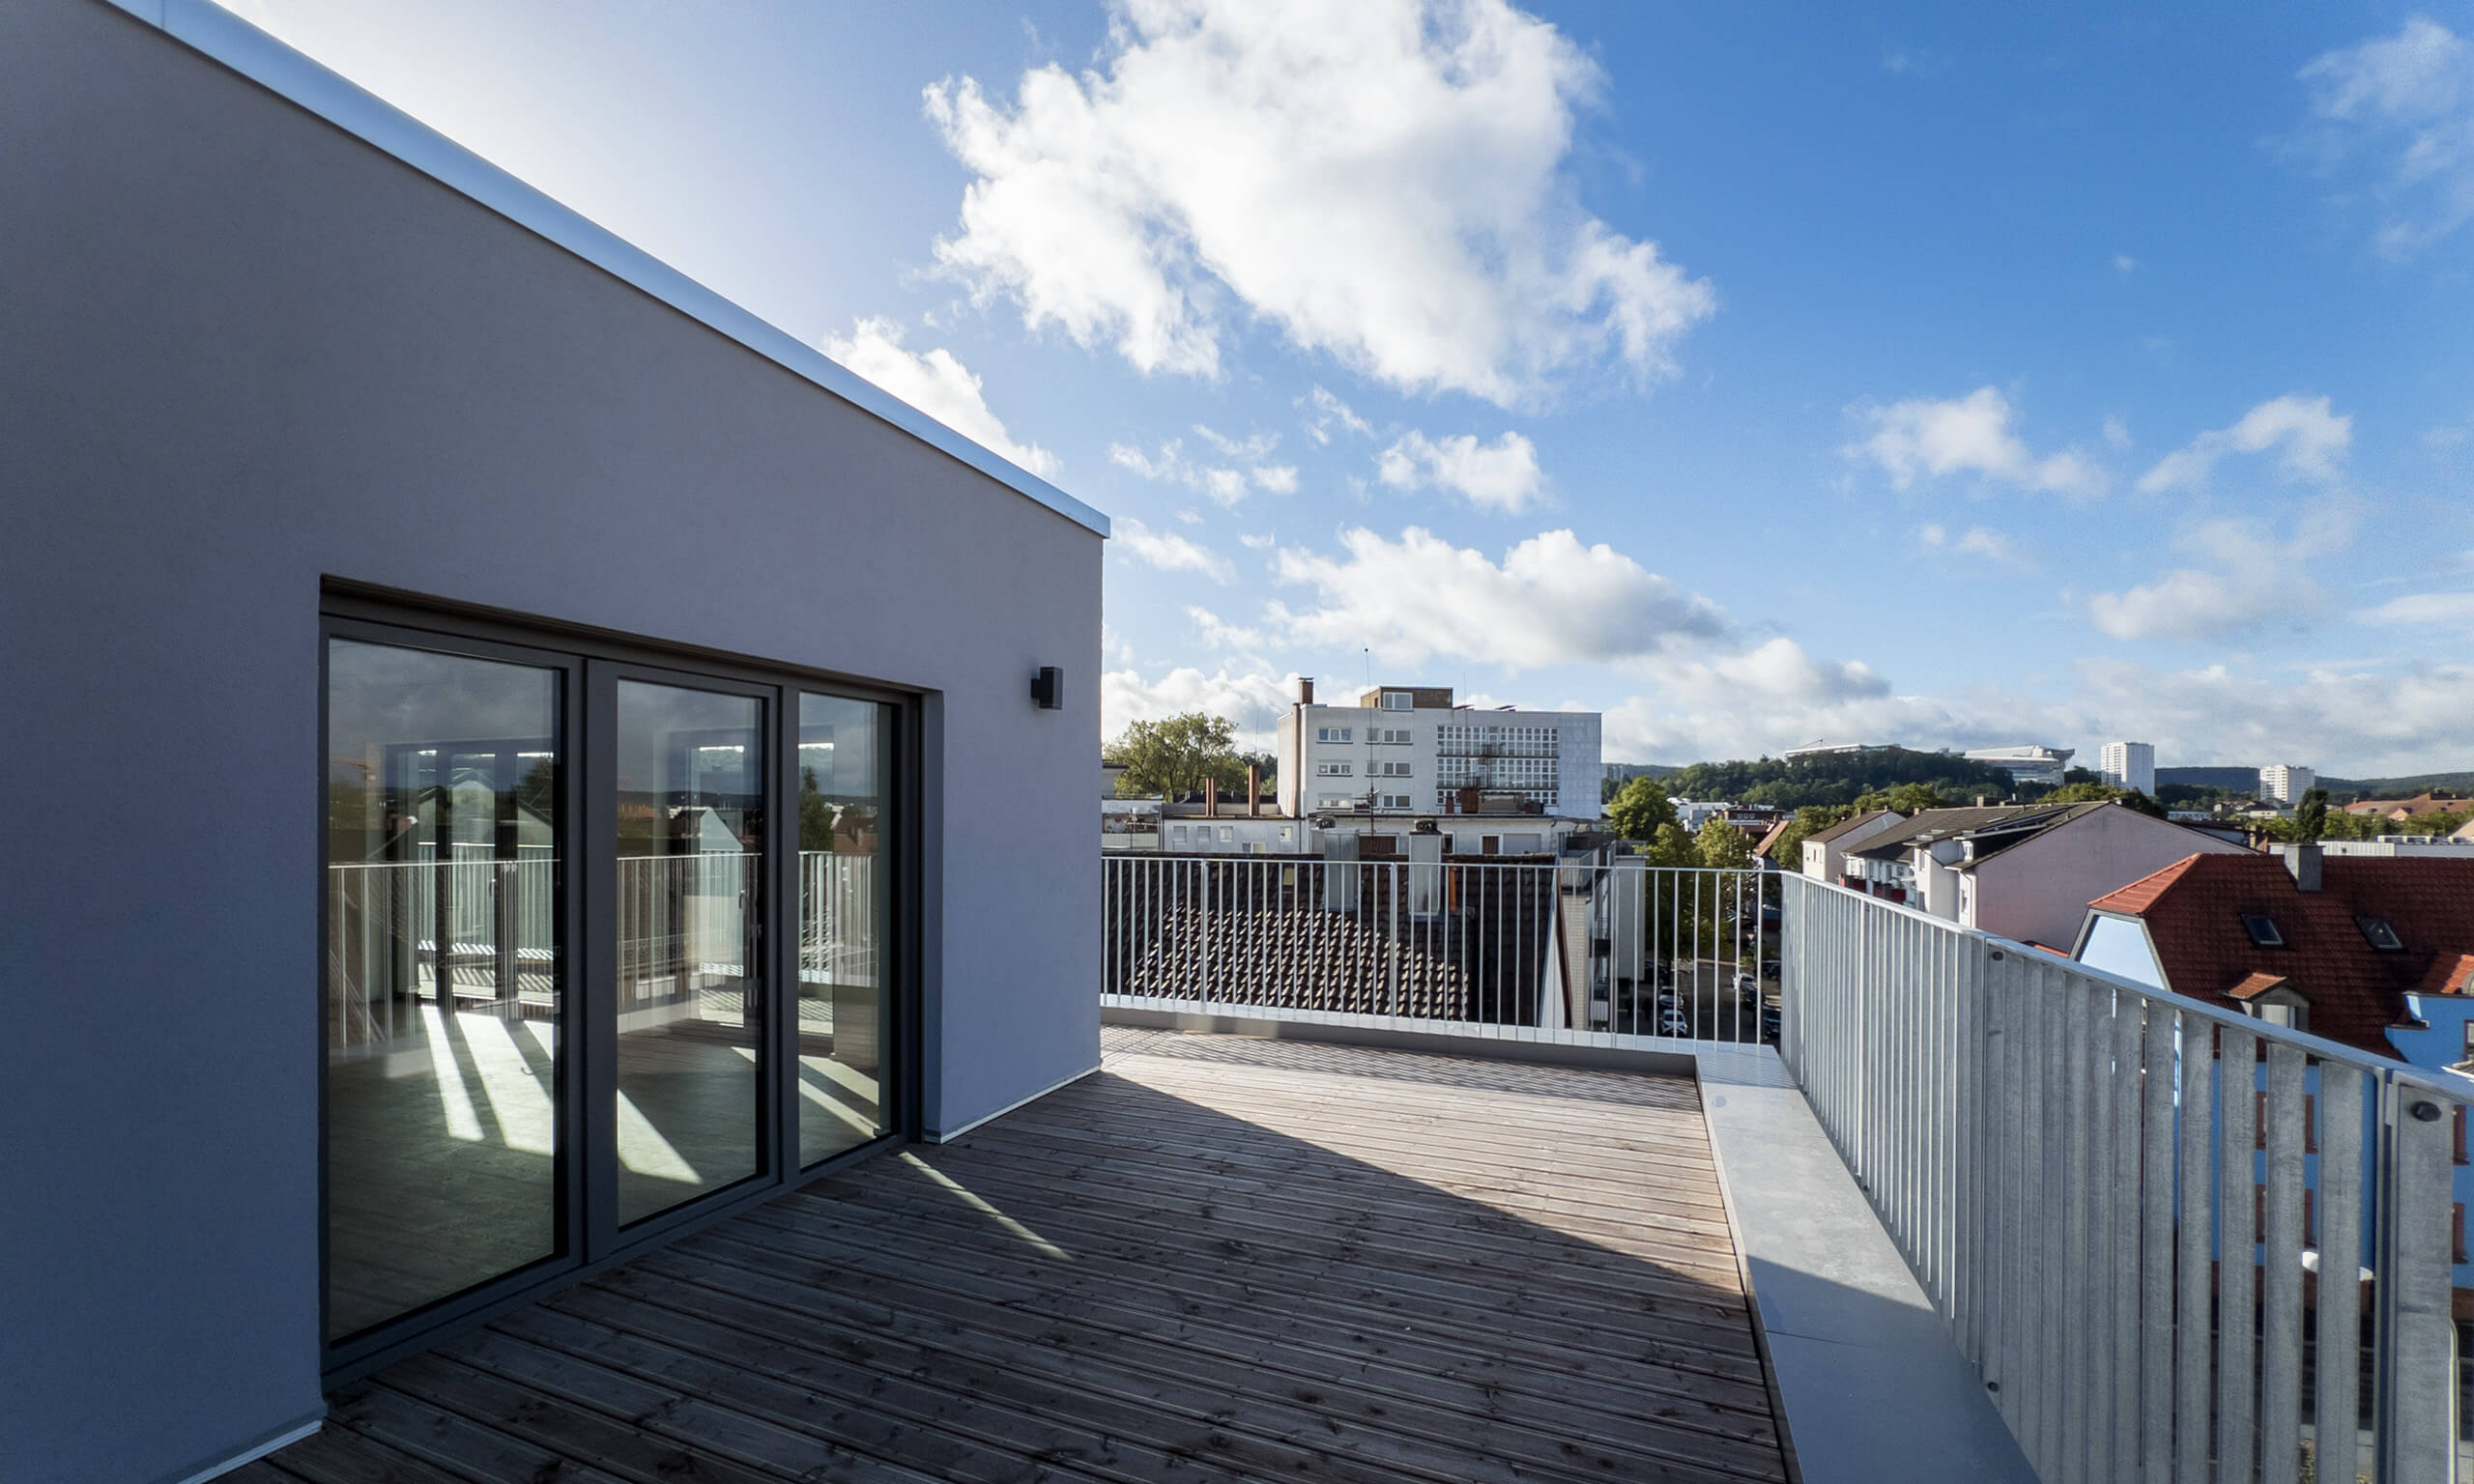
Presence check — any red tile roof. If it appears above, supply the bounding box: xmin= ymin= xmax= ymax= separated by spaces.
xmin=2086 ymin=854 xmax=2474 ymax=1056
xmin=2419 ymin=953 xmax=2474 ymax=998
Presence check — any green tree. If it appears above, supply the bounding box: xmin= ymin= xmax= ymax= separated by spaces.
xmin=1640 ymin=822 xmax=1701 ymax=868
xmin=799 ymin=765 xmax=837 ymax=851
xmin=1855 ymin=782 xmax=1945 ymax=813
xmin=1104 ymin=712 xmax=1251 ymax=800
xmin=2292 ymin=787 xmax=2328 ymax=842
xmin=1695 ymin=815 xmax=1754 ymax=870
xmin=1608 ymin=776 xmax=1682 ymax=842
xmin=1767 ymin=804 xmax=1853 ymax=866
xmin=2038 ymin=781 xmax=2169 ymax=818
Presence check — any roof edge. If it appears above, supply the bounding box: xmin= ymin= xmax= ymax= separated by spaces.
xmin=99 ymin=0 xmax=1110 ymax=539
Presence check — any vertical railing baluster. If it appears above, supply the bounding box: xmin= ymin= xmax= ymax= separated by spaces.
xmin=2317 ymin=1064 xmax=2364 ymax=1484
xmin=2218 ymin=1024 xmax=2258 ymax=1484
xmin=2260 ymin=1042 xmax=2306 ymax=1484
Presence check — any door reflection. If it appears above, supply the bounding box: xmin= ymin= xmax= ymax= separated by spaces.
xmin=797 ymin=694 xmax=892 ymax=1164
xmin=614 ymin=680 xmax=764 ymax=1225
xmin=324 ymin=639 xmax=562 ymax=1340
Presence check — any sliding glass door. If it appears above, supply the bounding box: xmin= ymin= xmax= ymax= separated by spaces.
xmin=796 ymin=693 xmax=892 ymax=1165
xmin=612 ymin=678 xmax=766 ymax=1225
xmin=324 ymin=637 xmax=568 ymax=1344
xmin=323 ymin=614 xmax=906 ymax=1363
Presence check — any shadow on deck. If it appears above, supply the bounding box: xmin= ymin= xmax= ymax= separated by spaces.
xmin=243 ymin=1027 xmax=1789 ymax=1484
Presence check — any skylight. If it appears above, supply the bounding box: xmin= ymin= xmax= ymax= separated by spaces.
xmin=2241 ymin=914 xmax=2285 ymax=948
xmin=2356 ymin=916 xmax=2404 ymax=953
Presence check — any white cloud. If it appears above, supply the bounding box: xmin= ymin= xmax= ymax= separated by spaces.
xmin=1102 ymin=662 xmax=1295 ymax=749
xmin=1845 ymin=387 xmax=2109 ymax=498
xmin=2102 ymin=415 xmax=2131 ymax=450
xmin=923 ymin=0 xmax=1715 ymax=406
xmin=1115 ymin=517 xmax=1235 ymax=582
xmin=1919 ymin=523 xmax=2028 ymax=565
xmin=1374 ymin=430 xmax=1547 ymax=512
xmin=1185 ymin=605 xmax=1267 ymax=649
xmin=1238 ymin=531 xmax=1277 ymax=551
xmin=2361 ymin=589 xmax=2474 ymax=626
xmin=1599 ymin=652 xmax=2474 ymax=778
xmin=1108 ymin=436 xmax=1289 ymax=508
xmin=2113 ymin=253 xmax=2138 ymax=274
xmin=820 ymin=316 xmax=1059 ymax=477
xmin=2136 ymin=394 xmax=2352 ymax=493
xmin=2297 ymin=17 xmax=2474 ymax=256
xmin=1300 ymin=385 xmax=1374 ymax=445
xmin=2086 ymin=518 xmax=2328 ymax=641
xmin=1266 ymin=526 xmax=1728 ymax=670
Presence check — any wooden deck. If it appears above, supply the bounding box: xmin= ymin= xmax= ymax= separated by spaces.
xmin=243 ymin=1028 xmax=1788 ymax=1484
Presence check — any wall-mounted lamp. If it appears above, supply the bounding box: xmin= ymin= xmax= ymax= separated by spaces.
xmin=1030 ymin=666 xmax=1064 ymax=710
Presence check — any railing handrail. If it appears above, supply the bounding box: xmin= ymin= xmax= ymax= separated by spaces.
xmin=1785 ymin=869 xmax=2473 ymax=1096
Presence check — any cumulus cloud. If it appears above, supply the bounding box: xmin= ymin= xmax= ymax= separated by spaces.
xmin=1108 ymin=433 xmax=1292 ymax=507
xmin=1844 ymin=387 xmax=2109 ymax=497
xmin=1299 ymin=385 xmax=1375 ymax=445
xmin=1600 ymin=653 xmax=2474 ymax=778
xmin=2086 ymin=518 xmax=2329 ymax=641
xmin=2136 ymin=394 xmax=2352 ymax=493
xmin=1266 ymin=525 xmax=1727 ymax=670
xmin=1375 ymin=430 xmax=1546 ymax=511
xmin=1919 ymin=523 xmax=2028 ymax=565
xmin=1115 ymin=518 xmax=1235 ymax=582
xmin=923 ymin=0 xmax=1715 ymax=406
xmin=1102 ymin=662 xmax=1295 ymax=749
xmin=1186 ymin=605 xmax=1268 ymax=649
xmin=820 ymin=316 xmax=1058 ymax=477
xmin=2296 ymin=17 xmax=2474 ymax=256
xmin=2361 ymin=589 xmax=2474 ymax=626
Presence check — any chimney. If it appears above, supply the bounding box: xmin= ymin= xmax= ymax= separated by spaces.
xmin=1247 ymin=763 xmax=1260 ymax=817
xmin=1204 ymin=776 xmax=1219 ymax=818
xmin=2278 ymin=842 xmax=2321 ymax=892
xmin=1974 ymin=795 xmax=1992 ymax=808
xmin=1295 ymin=675 xmax=1314 ymax=707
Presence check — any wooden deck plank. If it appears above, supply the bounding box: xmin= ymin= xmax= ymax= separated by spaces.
xmin=273 ymin=1030 xmax=1789 ymax=1483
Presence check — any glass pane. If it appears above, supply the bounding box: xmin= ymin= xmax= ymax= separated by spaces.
xmin=324 ymin=639 xmax=561 ymax=1342
xmin=615 ymin=680 xmax=763 ymax=1225
xmin=797 ymin=695 xmax=891 ymax=1164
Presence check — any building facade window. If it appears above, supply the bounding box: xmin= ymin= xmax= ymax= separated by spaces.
xmin=1316 ymin=761 xmax=1352 ymax=777
xmin=1315 ymin=727 xmax=1352 ymax=743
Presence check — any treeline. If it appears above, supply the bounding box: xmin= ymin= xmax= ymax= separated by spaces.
xmin=1652 ymin=748 xmax=2023 ymax=810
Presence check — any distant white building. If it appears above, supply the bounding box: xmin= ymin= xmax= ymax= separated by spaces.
xmin=1962 ymin=744 xmax=2075 ymax=788
xmin=2098 ymin=741 xmax=2155 ymax=796
xmin=2258 ymin=763 xmax=2316 ymax=804
xmin=1276 ymin=679 xmax=1602 ymax=822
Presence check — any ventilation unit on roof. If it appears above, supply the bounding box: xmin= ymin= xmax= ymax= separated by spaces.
xmin=2241 ymin=914 xmax=2285 ymax=948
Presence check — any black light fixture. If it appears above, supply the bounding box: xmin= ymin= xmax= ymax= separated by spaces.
xmin=1030 ymin=666 xmax=1063 ymax=710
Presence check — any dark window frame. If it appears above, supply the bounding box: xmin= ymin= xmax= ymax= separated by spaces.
xmin=320 ymin=584 xmax=925 ymax=1385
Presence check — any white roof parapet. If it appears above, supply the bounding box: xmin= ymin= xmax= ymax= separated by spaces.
xmin=101 ymin=0 xmax=1110 ymax=539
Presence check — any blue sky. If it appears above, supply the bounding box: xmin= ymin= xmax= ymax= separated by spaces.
xmin=229 ymin=0 xmax=2474 ymax=775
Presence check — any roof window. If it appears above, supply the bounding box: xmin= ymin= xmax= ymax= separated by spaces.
xmin=2356 ymin=916 xmax=2405 ymax=953
xmin=2241 ymin=914 xmax=2285 ymax=948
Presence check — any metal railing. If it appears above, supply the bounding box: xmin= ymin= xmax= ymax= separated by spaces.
xmin=1100 ymin=855 xmax=1774 ymax=1042
xmin=1778 ymin=871 xmax=2467 ymax=1483
xmin=327 ymin=850 xmax=874 ymax=1048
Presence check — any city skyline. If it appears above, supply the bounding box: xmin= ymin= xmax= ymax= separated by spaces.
xmin=223 ymin=0 xmax=2474 ymax=773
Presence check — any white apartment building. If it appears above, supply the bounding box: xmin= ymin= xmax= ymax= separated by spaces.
xmin=2258 ymin=763 xmax=2316 ymax=804
xmin=1276 ymin=680 xmax=1603 ymax=822
xmin=1962 ymin=744 xmax=2075 ymax=788
xmin=2098 ymin=741 xmax=2155 ymax=796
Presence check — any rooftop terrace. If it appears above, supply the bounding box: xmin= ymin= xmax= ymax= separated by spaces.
xmin=235 ymin=1029 xmax=1785 ymax=1484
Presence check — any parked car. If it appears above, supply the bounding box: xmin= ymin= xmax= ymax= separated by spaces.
xmin=1759 ymin=1007 xmax=1782 ymax=1042
xmin=1657 ymin=1008 xmax=1693 ymax=1037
